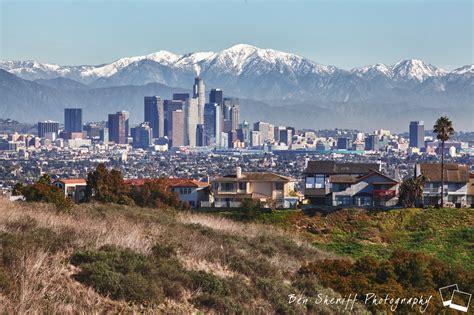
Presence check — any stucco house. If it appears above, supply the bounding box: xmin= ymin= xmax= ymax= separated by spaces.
xmin=211 ymin=167 xmax=296 ymax=208
xmin=53 ymin=179 xmax=87 ymax=203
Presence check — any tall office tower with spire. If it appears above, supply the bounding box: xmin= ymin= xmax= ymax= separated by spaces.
xmin=144 ymin=96 xmax=164 ymax=138
xmin=193 ymin=77 xmax=205 ymax=125
xmin=184 ymin=98 xmax=199 ymax=147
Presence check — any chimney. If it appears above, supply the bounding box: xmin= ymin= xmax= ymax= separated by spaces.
xmin=236 ymin=167 xmax=242 ymax=179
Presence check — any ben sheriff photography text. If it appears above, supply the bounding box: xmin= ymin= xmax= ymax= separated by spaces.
xmin=0 ymin=0 xmax=472 ymax=314
xmin=289 ymin=293 xmax=433 ymax=313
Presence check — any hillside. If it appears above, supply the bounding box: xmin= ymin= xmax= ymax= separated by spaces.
xmin=0 ymin=198 xmax=472 ymax=314
xmin=0 ymin=198 xmax=357 ymax=314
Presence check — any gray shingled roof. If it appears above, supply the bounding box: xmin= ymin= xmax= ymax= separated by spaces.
xmin=304 ymin=161 xmax=380 ymax=174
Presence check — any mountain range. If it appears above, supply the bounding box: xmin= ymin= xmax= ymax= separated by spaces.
xmin=1 ymin=44 xmax=473 ymax=131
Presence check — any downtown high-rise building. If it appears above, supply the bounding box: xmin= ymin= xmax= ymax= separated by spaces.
xmin=131 ymin=122 xmax=153 ymax=149
xmin=209 ymin=89 xmax=224 ymax=106
xmin=409 ymin=121 xmax=425 ymax=149
xmin=184 ymin=98 xmax=199 ymax=147
xmin=173 ymin=93 xmax=190 ymax=102
xmin=223 ymin=98 xmax=240 ymax=132
xmin=274 ymin=126 xmax=293 ymax=147
xmin=365 ymin=134 xmax=380 ymax=151
xmin=210 ymin=89 xmax=224 ymax=133
xmin=164 ymin=100 xmax=184 ymax=137
xmin=203 ymin=103 xmax=221 ymax=146
xmin=64 ymin=108 xmax=82 ymax=133
xmin=144 ymin=96 xmax=164 ymax=138
xmin=170 ymin=110 xmax=184 ymax=147
xmin=108 ymin=111 xmax=129 ymax=144
xmin=193 ymin=77 xmax=205 ymax=125
xmin=253 ymin=121 xmax=274 ymax=143
xmin=37 ymin=120 xmax=59 ymax=138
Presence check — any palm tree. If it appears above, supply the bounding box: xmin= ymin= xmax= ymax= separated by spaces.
xmin=432 ymin=116 xmax=454 ymax=208
xmin=399 ymin=175 xmax=426 ymax=207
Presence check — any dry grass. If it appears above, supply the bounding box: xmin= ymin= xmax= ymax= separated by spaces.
xmin=0 ymin=198 xmax=347 ymax=314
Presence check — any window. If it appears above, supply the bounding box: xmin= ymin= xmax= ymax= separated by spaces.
xmin=275 ymin=183 xmax=284 ymax=191
xmin=220 ymin=182 xmax=236 ymax=192
xmin=179 ymin=188 xmax=192 ymax=195
xmin=238 ymin=182 xmax=247 ymax=191
xmin=306 ymin=177 xmax=315 ymax=188
xmin=355 ymin=196 xmax=372 ymax=206
xmin=335 ymin=196 xmax=352 ymax=206
xmin=315 ymin=175 xmax=325 ymax=188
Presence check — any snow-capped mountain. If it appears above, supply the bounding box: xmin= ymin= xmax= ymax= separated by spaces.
xmin=351 ymin=59 xmax=447 ymax=82
xmin=0 ymin=44 xmax=472 ymax=103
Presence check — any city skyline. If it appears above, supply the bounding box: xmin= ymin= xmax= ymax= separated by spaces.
xmin=1 ymin=0 xmax=472 ymax=70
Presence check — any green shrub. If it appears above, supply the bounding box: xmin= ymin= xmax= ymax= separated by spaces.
xmin=15 ymin=174 xmax=74 ymax=211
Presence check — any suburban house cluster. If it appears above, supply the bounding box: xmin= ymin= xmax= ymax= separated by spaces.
xmin=51 ymin=160 xmax=473 ymax=209
xmin=304 ymin=161 xmax=399 ymax=207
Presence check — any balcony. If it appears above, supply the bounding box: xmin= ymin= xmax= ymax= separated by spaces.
xmin=373 ymin=190 xmax=396 ymax=198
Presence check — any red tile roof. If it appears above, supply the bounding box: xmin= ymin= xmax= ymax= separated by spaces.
xmin=124 ymin=178 xmax=208 ymax=188
xmin=56 ymin=179 xmax=87 ymax=185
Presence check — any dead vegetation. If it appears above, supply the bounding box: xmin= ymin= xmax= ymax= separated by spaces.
xmin=0 ymin=198 xmax=361 ymax=314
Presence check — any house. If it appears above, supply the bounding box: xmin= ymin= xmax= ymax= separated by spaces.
xmin=415 ymin=163 xmax=470 ymax=207
xmin=467 ymin=173 xmax=474 ymax=207
xmin=304 ymin=161 xmax=398 ymax=207
xmin=124 ymin=178 xmax=211 ymax=208
xmin=168 ymin=180 xmax=212 ymax=208
xmin=53 ymin=179 xmax=87 ymax=203
xmin=211 ymin=167 xmax=296 ymax=208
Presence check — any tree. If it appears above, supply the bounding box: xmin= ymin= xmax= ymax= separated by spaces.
xmin=15 ymin=173 xmax=74 ymax=211
xmin=84 ymin=163 xmax=133 ymax=205
xmin=399 ymin=175 xmax=426 ymax=207
xmin=130 ymin=179 xmax=188 ymax=210
xmin=432 ymin=116 xmax=454 ymax=208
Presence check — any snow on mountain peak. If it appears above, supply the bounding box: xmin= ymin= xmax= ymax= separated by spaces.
xmin=391 ymin=59 xmax=446 ymax=81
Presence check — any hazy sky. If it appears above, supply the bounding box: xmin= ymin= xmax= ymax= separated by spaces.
xmin=0 ymin=0 xmax=472 ymax=70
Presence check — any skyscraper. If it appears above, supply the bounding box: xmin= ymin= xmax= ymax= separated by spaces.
xmin=132 ymin=122 xmax=153 ymax=149
xmin=209 ymin=89 xmax=224 ymax=106
xmin=203 ymin=103 xmax=221 ymax=146
xmin=144 ymin=96 xmax=164 ymax=138
xmin=409 ymin=121 xmax=425 ymax=149
xmin=193 ymin=77 xmax=205 ymax=125
xmin=108 ymin=111 xmax=128 ymax=144
xmin=64 ymin=108 xmax=82 ymax=133
xmin=196 ymin=124 xmax=204 ymax=147
xmin=184 ymin=98 xmax=199 ymax=147
xmin=170 ymin=110 xmax=184 ymax=147
xmin=164 ymin=100 xmax=184 ymax=137
xmin=117 ymin=111 xmax=130 ymax=138
xmin=337 ymin=137 xmax=351 ymax=150
xmin=37 ymin=120 xmax=59 ymax=138
xmin=173 ymin=93 xmax=190 ymax=101
xmin=210 ymin=89 xmax=224 ymax=133
xmin=223 ymin=98 xmax=240 ymax=132
xmin=365 ymin=134 xmax=380 ymax=151
xmin=253 ymin=121 xmax=274 ymax=143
